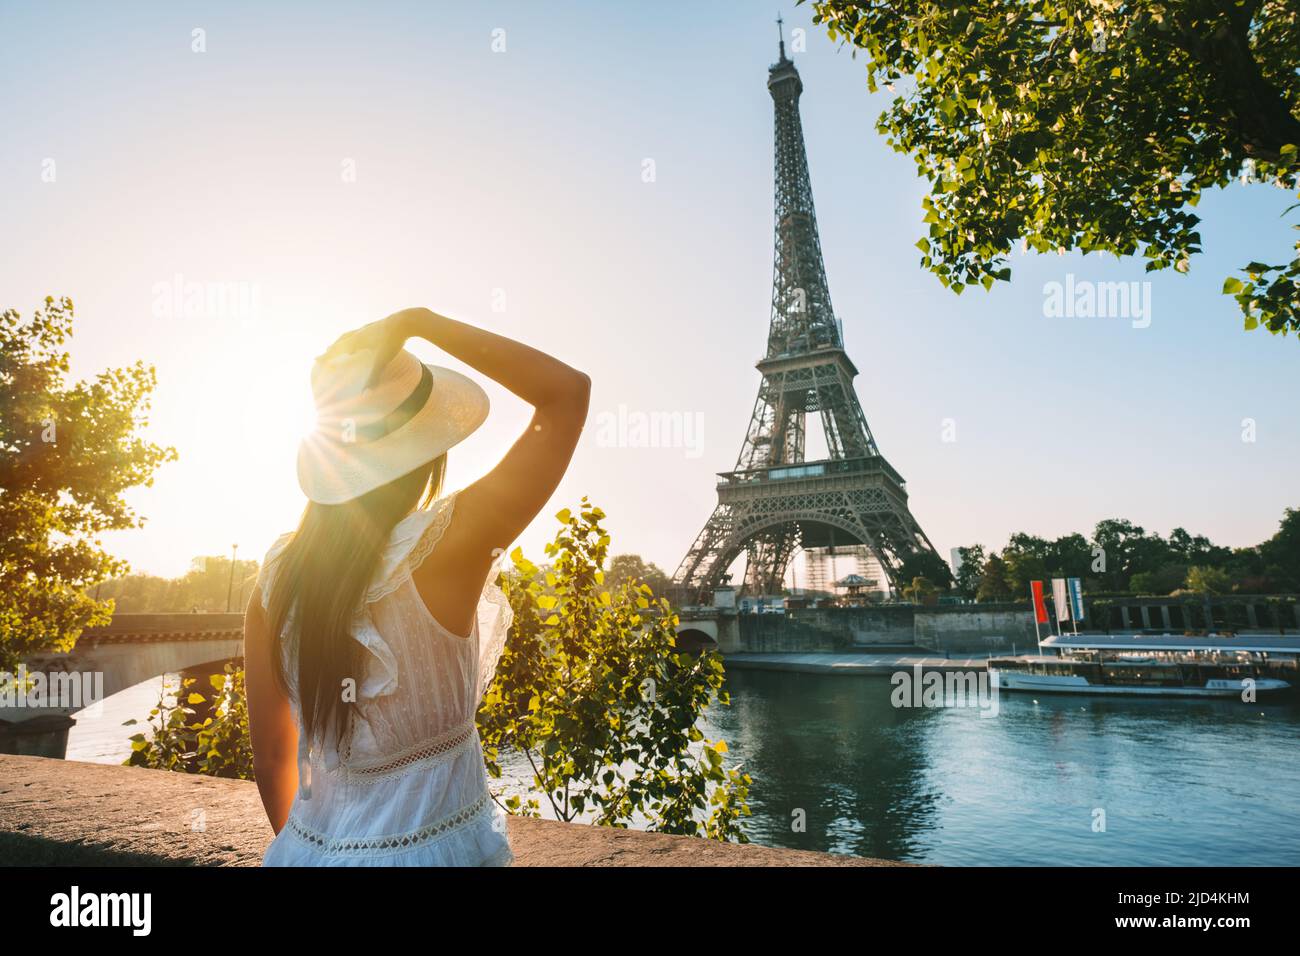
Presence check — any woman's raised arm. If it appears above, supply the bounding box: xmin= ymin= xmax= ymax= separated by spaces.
xmin=323 ymin=307 xmax=589 ymax=632
xmin=394 ymin=307 xmax=590 ymax=554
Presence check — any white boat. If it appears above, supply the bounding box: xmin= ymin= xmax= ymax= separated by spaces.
xmin=988 ymin=633 xmax=1297 ymax=699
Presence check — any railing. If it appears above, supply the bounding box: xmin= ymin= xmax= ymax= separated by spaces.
xmin=718 ymin=455 xmax=904 ymax=488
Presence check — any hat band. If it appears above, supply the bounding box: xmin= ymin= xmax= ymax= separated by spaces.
xmin=350 ymin=364 xmax=433 ymax=444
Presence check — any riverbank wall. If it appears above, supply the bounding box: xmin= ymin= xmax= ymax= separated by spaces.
xmin=732 ymin=603 xmax=1037 ymax=654
xmin=0 ymin=754 xmax=898 ymax=867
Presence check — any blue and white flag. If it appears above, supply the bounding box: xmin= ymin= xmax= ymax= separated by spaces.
xmin=1067 ymin=577 xmax=1086 ymax=621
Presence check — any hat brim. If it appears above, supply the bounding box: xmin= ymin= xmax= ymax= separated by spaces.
xmin=296 ymin=364 xmax=489 ymax=505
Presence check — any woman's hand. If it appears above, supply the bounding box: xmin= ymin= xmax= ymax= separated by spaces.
xmin=322 ymin=309 xmax=426 ymax=387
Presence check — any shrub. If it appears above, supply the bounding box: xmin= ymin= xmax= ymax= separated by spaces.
xmin=478 ymin=501 xmax=750 ymax=841
xmin=125 ymin=662 xmax=251 ymax=779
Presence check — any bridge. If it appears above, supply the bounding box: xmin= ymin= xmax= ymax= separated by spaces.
xmin=0 ymin=614 xmax=243 ymax=759
xmin=673 ymin=607 xmax=736 ymax=654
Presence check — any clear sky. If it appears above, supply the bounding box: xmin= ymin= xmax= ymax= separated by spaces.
xmin=2 ymin=1 xmax=1297 ymax=580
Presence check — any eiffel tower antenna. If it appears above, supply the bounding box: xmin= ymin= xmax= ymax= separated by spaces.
xmin=673 ymin=42 xmax=940 ymax=603
xmin=776 ymin=13 xmax=786 ymax=60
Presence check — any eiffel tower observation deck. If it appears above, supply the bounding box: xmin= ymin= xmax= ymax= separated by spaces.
xmin=673 ymin=24 xmax=940 ymax=603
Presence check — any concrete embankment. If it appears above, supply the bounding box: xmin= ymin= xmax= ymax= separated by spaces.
xmin=722 ymin=651 xmax=994 ymax=676
xmin=0 ymin=754 xmax=901 ymax=867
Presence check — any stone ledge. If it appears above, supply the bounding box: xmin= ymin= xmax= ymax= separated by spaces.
xmin=0 ymin=755 xmax=900 ymax=867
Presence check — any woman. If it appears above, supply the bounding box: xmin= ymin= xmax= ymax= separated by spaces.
xmin=243 ymin=306 xmax=589 ymax=865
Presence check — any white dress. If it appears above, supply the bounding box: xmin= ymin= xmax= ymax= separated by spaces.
xmin=257 ymin=490 xmax=515 ymax=866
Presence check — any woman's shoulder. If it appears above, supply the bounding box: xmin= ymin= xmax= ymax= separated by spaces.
xmin=365 ymin=490 xmax=460 ymax=604
xmin=264 ymin=530 xmax=295 ymax=559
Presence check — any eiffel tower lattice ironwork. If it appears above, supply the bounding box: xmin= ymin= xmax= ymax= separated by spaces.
xmin=673 ymin=26 xmax=939 ymax=602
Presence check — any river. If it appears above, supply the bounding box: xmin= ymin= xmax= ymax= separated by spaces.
xmin=67 ymin=667 xmax=1300 ymax=865
xmin=705 ymin=667 xmax=1300 ymax=865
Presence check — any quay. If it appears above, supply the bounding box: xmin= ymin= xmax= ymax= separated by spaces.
xmin=722 ymin=650 xmax=992 ymax=676
xmin=0 ymin=754 xmax=900 ymax=867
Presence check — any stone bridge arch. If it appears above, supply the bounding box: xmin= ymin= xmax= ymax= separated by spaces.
xmin=1 ymin=614 xmax=244 ymax=757
xmin=674 ymin=621 xmax=719 ymax=654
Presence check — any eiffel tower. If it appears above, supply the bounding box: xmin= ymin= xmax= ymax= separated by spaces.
xmin=673 ymin=22 xmax=939 ymax=602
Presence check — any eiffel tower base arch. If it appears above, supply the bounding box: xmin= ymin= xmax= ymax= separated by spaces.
xmin=673 ymin=457 xmax=935 ymax=605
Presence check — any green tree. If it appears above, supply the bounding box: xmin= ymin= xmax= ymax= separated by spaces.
xmin=98 ymin=557 xmax=260 ymax=613
xmin=1002 ymin=536 xmax=1049 ymax=596
xmin=1168 ymin=527 xmax=1231 ymax=567
xmin=953 ymin=544 xmax=987 ymax=599
xmin=0 ymin=296 xmax=175 ymax=673
xmin=478 ymin=501 xmax=751 ymax=841
xmin=1044 ymin=533 xmax=1094 ymax=579
xmin=812 ymin=1 xmax=1300 ymax=338
xmin=1223 ymin=545 xmax=1270 ymax=591
xmin=1186 ymin=564 xmax=1233 ymax=594
xmin=1129 ymin=563 xmax=1189 ymax=595
xmin=93 ymin=571 xmax=173 ymax=613
xmin=901 ymin=575 xmax=939 ymax=603
xmin=896 ymin=549 xmax=954 ymax=590
xmin=1090 ymin=518 xmax=1172 ymax=591
xmin=605 ymin=553 xmax=673 ymax=599
xmin=975 ymin=552 xmax=1014 ymax=601
xmin=1258 ymin=506 xmax=1300 ymax=589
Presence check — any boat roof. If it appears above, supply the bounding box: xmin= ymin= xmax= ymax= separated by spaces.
xmin=1042 ymin=633 xmax=1300 ymax=654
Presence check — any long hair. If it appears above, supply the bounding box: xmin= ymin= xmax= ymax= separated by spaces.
xmin=267 ymin=454 xmax=447 ymax=749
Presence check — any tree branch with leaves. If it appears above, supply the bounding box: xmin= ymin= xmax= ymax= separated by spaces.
xmin=811 ymin=0 xmax=1300 ymax=337
xmin=0 ymin=296 xmax=176 ymax=673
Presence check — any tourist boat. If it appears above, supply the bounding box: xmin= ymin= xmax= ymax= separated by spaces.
xmin=987 ymin=633 xmax=1297 ymax=699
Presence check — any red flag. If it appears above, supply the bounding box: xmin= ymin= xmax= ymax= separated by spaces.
xmin=1030 ymin=580 xmax=1049 ymax=624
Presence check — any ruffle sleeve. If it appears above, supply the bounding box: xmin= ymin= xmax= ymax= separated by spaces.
xmin=349 ymin=611 xmax=400 ymax=701
xmin=476 ymin=547 xmax=514 ymax=701
xmin=365 ymin=491 xmax=458 ymax=604
xmin=348 ymin=492 xmax=460 ymax=702
xmin=257 ymin=531 xmax=296 ymax=609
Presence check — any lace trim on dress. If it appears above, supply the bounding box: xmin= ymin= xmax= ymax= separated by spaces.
xmin=282 ymin=791 xmax=495 ymax=857
xmin=337 ymin=717 xmax=478 ymax=784
xmin=365 ymin=491 xmax=459 ymax=604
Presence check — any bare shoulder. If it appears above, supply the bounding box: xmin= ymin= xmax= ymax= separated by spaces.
xmin=410 ymin=505 xmax=496 ymax=638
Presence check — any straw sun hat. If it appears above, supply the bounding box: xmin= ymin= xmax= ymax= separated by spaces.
xmin=296 ymin=347 xmax=488 ymax=505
